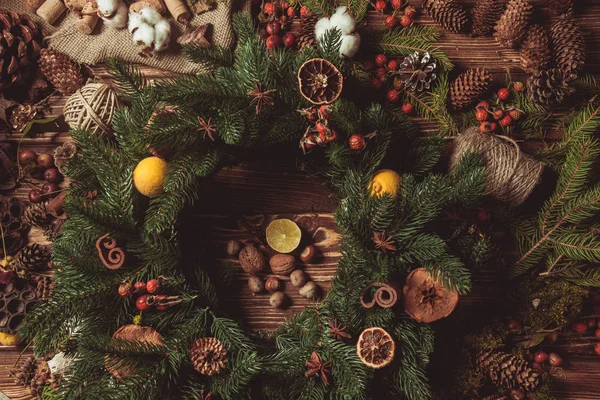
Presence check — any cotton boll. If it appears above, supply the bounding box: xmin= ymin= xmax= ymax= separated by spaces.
xmin=329 ymin=7 xmax=355 ymax=35
xmin=314 ymin=16 xmax=332 ymax=40
xmin=128 ymin=11 xmax=144 ymax=34
xmin=339 ymin=33 xmax=360 ymax=58
xmin=133 ymin=22 xmax=155 ymax=48
xmin=101 ymin=1 xmax=128 ymax=29
xmin=153 ymin=19 xmax=171 ymax=52
xmin=96 ymin=0 xmax=119 ymax=17
xmin=140 ymin=7 xmax=163 ymax=26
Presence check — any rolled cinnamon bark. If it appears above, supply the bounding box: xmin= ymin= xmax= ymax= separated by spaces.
xmin=37 ymin=0 xmax=67 ymax=24
xmin=164 ymin=0 xmax=191 ymax=23
xmin=374 ymin=283 xmax=399 ymax=308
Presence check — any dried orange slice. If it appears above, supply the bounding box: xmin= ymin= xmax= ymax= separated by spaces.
xmin=356 ymin=327 xmax=395 ymax=369
xmin=266 ymin=219 xmax=302 ymax=253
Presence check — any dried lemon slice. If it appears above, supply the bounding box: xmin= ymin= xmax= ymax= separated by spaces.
xmin=266 ymin=219 xmax=302 ymax=254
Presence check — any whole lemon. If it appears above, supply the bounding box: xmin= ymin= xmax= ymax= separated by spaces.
xmin=133 ymin=157 xmax=168 ymax=197
xmin=0 ymin=332 xmax=20 ymax=346
xmin=370 ymin=169 xmax=401 ymax=198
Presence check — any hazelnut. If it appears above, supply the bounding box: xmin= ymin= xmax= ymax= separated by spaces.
xmin=269 ymin=291 xmax=288 ymax=309
xmin=265 ymin=277 xmax=282 ymax=292
xmin=247 ymin=276 xmax=264 ymax=295
xmin=290 ymin=269 xmax=307 ymax=287
xmin=226 ymin=240 xmax=243 ymax=257
xmin=300 ymin=245 xmax=316 ymax=263
xmin=299 ymin=281 xmax=319 ymax=299
xmin=239 ymin=245 xmax=266 ymax=274
xmin=269 ymin=253 xmax=295 ymax=275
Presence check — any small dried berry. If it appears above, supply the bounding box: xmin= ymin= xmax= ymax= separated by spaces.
xmin=374 ymin=0 xmax=386 ymax=12
xmin=509 ymin=109 xmax=523 ymax=120
xmin=372 ymin=78 xmax=383 ymax=89
xmin=400 ymin=15 xmax=412 ymax=27
xmin=476 ymin=101 xmax=491 ymax=110
xmin=375 ymin=54 xmax=387 ymax=66
xmin=387 ymin=60 xmax=399 ymax=71
xmin=513 ymin=81 xmax=525 ymax=92
xmin=500 ymin=114 xmax=514 ymax=127
xmin=387 ymin=89 xmax=400 ymax=103
xmin=534 ymin=351 xmax=548 ymax=364
xmin=493 ymin=109 xmax=505 ymax=120
xmin=497 ymin=88 xmax=510 ymax=101
xmin=572 ymin=321 xmax=588 ymax=333
xmin=475 ymin=108 xmax=488 ymax=121
xmin=549 ymin=352 xmax=563 ymax=366
xmin=385 ymin=16 xmax=398 ymax=29
xmin=401 ymin=102 xmax=414 ymax=115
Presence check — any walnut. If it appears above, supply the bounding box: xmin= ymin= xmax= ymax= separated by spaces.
xmin=269 ymin=254 xmax=295 ymax=275
xmin=238 ymin=245 xmax=266 ymax=275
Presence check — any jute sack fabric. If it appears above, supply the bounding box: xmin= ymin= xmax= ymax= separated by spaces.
xmin=3 ymin=0 xmax=235 ymax=74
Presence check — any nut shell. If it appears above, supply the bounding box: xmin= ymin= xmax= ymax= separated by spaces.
xmin=269 ymin=291 xmax=288 ymax=309
xmin=269 ymin=253 xmax=296 ymax=275
xmin=265 ymin=277 xmax=281 ymax=292
xmin=290 ymin=269 xmax=307 ymax=287
xmin=299 ymin=281 xmax=319 ymax=299
xmin=247 ymin=276 xmax=264 ymax=295
xmin=300 ymin=245 xmax=316 ymax=263
xmin=239 ymin=245 xmax=266 ymax=275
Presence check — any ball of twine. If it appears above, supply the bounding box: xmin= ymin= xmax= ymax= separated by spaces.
xmin=450 ymin=127 xmax=544 ymax=206
xmin=63 ymin=82 xmax=118 ymax=136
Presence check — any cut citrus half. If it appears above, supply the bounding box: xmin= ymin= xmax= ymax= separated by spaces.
xmin=266 ymin=219 xmax=302 ymax=253
xmin=356 ymin=327 xmax=395 ymax=369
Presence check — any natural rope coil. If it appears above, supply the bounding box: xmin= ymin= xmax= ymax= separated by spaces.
xmin=63 ymin=82 xmax=118 ymax=136
xmin=450 ymin=127 xmax=544 ymax=206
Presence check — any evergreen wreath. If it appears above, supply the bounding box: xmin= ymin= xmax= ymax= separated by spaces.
xmin=19 ymin=11 xmax=497 ymax=400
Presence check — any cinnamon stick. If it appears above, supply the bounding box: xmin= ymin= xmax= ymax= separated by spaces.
xmin=164 ymin=0 xmax=191 ymax=23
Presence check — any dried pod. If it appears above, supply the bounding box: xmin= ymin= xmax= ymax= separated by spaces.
xmin=265 ymin=277 xmax=281 ymax=293
xmin=269 ymin=253 xmax=296 ymax=275
xmin=238 ymin=245 xmax=266 ymax=275
xmin=299 ymin=281 xmax=319 ymax=299
xmin=247 ymin=276 xmax=264 ymax=295
xmin=290 ymin=269 xmax=307 ymax=288
xmin=403 ymin=268 xmax=459 ymax=323
xmin=300 ymin=245 xmax=316 ymax=263
xmin=226 ymin=240 xmax=243 ymax=257
xmin=269 ymin=291 xmax=288 ymax=309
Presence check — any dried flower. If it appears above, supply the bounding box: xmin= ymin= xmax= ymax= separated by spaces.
xmin=372 ymin=231 xmax=397 ymax=253
xmin=305 ymin=351 xmax=331 ymax=385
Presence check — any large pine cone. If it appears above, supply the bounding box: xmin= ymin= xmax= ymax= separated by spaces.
xmin=550 ymin=13 xmax=585 ymax=80
xmin=422 ymin=0 xmax=469 ymax=33
xmin=494 ymin=0 xmax=533 ymax=48
xmin=38 ymin=48 xmax=84 ymax=96
xmin=547 ymin=0 xmax=574 ymax=15
xmin=527 ymin=68 xmax=574 ymax=107
xmin=471 ymin=0 xmax=507 ymax=37
xmin=190 ymin=337 xmax=228 ymax=376
xmin=450 ymin=68 xmax=492 ymax=110
xmin=0 ymin=9 xmax=43 ymax=89
xmin=520 ymin=24 xmax=551 ymax=73
xmin=476 ymin=350 xmax=540 ymax=392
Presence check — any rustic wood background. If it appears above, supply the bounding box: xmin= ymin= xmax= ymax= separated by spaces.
xmin=1 ymin=0 xmax=600 ymax=399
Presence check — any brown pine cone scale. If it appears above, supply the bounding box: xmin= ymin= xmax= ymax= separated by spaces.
xmin=190 ymin=337 xmax=228 ymax=376
xmin=520 ymin=24 xmax=551 ymax=73
xmin=38 ymin=48 xmax=84 ymax=96
xmin=471 ymin=0 xmax=507 ymax=37
xmin=476 ymin=350 xmax=540 ymax=392
xmin=422 ymin=0 xmax=469 ymax=33
xmin=450 ymin=68 xmax=492 ymax=110
xmin=527 ymin=68 xmax=574 ymax=107
xmin=494 ymin=0 xmax=533 ymax=48
xmin=550 ymin=13 xmax=585 ymax=80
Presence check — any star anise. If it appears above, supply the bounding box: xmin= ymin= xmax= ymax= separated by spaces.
xmin=372 ymin=231 xmax=397 ymax=254
xmin=248 ymin=82 xmax=276 ymax=114
xmin=197 ymin=116 xmax=216 ymax=141
xmin=328 ymin=319 xmax=352 ymax=341
xmin=305 ymin=351 xmax=331 ymax=385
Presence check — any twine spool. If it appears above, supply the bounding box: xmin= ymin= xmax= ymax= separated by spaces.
xmin=63 ymin=82 xmax=118 ymax=136
xmin=450 ymin=127 xmax=544 ymax=206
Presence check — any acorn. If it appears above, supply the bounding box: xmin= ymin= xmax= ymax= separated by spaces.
xmin=265 ymin=277 xmax=282 ymax=292
xmin=270 ymin=291 xmax=288 ymax=309
xmin=290 ymin=269 xmax=307 ymax=287
xmin=300 ymin=245 xmax=316 ymax=263
xmin=299 ymin=281 xmax=319 ymax=299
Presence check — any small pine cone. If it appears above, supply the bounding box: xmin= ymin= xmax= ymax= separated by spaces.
xmin=476 ymin=350 xmax=540 ymax=392
xmin=520 ymin=25 xmax=551 ymax=73
xmin=450 ymin=68 xmax=492 ymax=110
xmin=527 ymin=68 xmax=574 ymax=107
xmin=22 ymin=201 xmax=51 ymax=227
xmin=299 ymin=13 xmax=318 ymax=49
xmin=190 ymin=337 xmax=228 ymax=376
xmin=38 ymin=48 xmax=84 ymax=96
xmin=494 ymin=0 xmax=533 ymax=48
xmin=547 ymin=0 xmax=574 ymax=15
xmin=16 ymin=243 xmax=50 ymax=275
xmin=422 ymin=0 xmax=469 ymax=33
xmin=550 ymin=13 xmax=585 ymax=80
xmin=471 ymin=0 xmax=508 ymax=37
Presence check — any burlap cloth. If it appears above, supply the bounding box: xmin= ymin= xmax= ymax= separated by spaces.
xmin=3 ymin=0 xmax=235 ymax=74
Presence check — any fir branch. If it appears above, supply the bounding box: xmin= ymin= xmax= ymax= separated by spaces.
xmin=183 ymin=44 xmax=234 ymax=69
xmin=106 ymin=58 xmax=147 ymax=101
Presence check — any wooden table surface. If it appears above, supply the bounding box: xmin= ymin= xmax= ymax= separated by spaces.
xmin=2 ymin=1 xmax=600 ymax=399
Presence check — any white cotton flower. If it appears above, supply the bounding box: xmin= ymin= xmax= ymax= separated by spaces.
xmin=314 ymin=16 xmax=332 ymax=40
xmin=128 ymin=11 xmax=144 ymax=34
xmin=339 ymin=32 xmax=361 ymax=58
xmin=96 ymin=0 xmax=119 ymax=17
xmin=101 ymin=1 xmax=128 ymax=29
xmin=153 ymin=19 xmax=171 ymax=52
xmin=140 ymin=7 xmax=163 ymax=26
xmin=133 ymin=22 xmax=155 ymax=48
xmin=329 ymin=6 xmax=355 ymax=35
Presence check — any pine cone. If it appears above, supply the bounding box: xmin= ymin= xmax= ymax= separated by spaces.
xmin=397 ymin=52 xmax=438 ymax=92
xmin=476 ymin=350 xmax=540 ymax=392
xmin=0 ymin=9 xmax=43 ymax=89
xmin=450 ymin=68 xmax=492 ymax=110
xmin=527 ymin=68 xmax=574 ymax=107
xmin=547 ymin=0 xmax=574 ymax=15
xmin=15 ymin=244 xmax=50 ymax=276
xmin=422 ymin=0 xmax=469 ymax=33
xmin=38 ymin=48 xmax=84 ymax=96
xmin=550 ymin=13 xmax=585 ymax=80
xmin=471 ymin=0 xmax=507 ymax=37
xmin=494 ymin=0 xmax=533 ymax=48
xmin=299 ymin=13 xmax=318 ymax=49
xmin=190 ymin=337 xmax=228 ymax=376
xmin=520 ymin=25 xmax=551 ymax=73
xmin=22 ymin=201 xmax=51 ymax=227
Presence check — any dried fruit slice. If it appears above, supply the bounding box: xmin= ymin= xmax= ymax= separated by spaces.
xmin=403 ymin=268 xmax=459 ymax=323
xmin=266 ymin=219 xmax=302 ymax=253
xmin=298 ymin=58 xmax=343 ymax=105
xmin=356 ymin=327 xmax=395 ymax=369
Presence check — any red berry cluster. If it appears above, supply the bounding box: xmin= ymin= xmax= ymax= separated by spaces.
xmin=378 ymin=1 xmax=417 ymax=29
xmin=508 ymin=319 xmax=565 ymax=373
xmin=364 ymin=54 xmax=414 ymax=114
xmin=119 ymin=278 xmax=180 ymax=312
xmin=18 ymin=149 xmax=63 ymax=204
xmin=259 ymin=1 xmax=297 ymax=50
xmin=474 ymin=97 xmax=524 ymax=134
xmin=299 ymin=105 xmax=339 ymax=153
xmin=572 ymin=290 xmax=600 ymax=356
